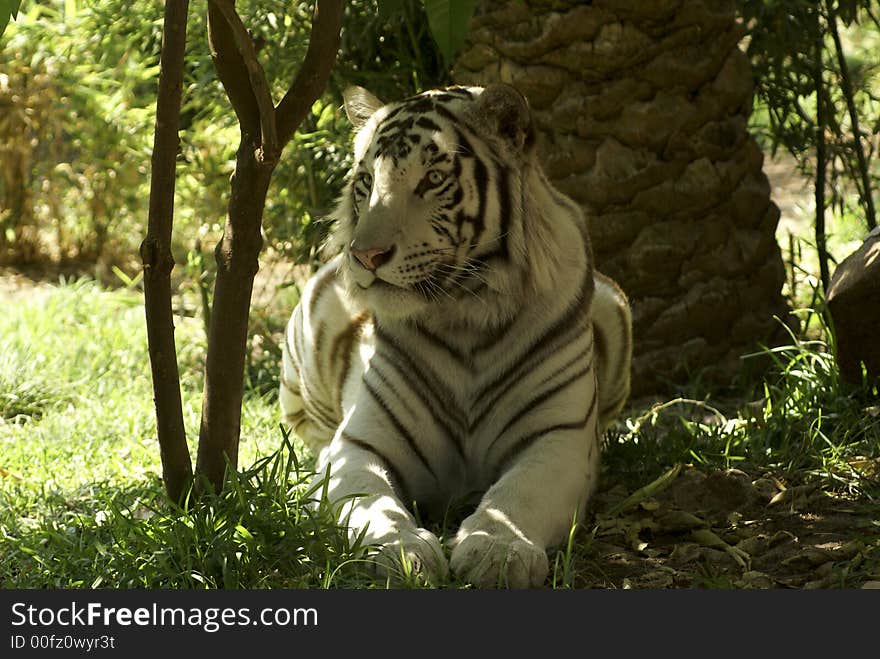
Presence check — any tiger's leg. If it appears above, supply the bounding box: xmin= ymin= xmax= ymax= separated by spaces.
xmin=315 ymin=430 xmax=449 ymax=584
xmin=450 ymin=378 xmax=600 ymax=588
xmin=592 ymin=271 xmax=632 ymax=432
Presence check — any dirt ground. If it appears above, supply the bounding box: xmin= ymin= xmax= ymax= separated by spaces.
xmin=576 ymin=464 xmax=879 ymax=589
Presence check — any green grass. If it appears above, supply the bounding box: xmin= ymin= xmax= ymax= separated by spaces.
xmin=605 ymin=310 xmax=879 ymax=495
xmin=1 ymin=279 xmax=878 ymax=589
xmin=0 ymin=279 xmax=397 ymax=588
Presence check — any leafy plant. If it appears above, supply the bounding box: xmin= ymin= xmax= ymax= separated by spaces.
xmin=742 ymin=0 xmax=880 ymax=292
xmin=0 ymin=0 xmax=22 ymax=37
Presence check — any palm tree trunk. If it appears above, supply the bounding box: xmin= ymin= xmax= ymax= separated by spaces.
xmin=456 ymin=0 xmax=789 ymax=395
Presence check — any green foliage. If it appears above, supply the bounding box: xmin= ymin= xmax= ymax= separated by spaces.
xmin=0 ymin=342 xmax=63 ymax=422
xmin=0 ymin=1 xmax=164 ymax=266
xmin=743 ymin=0 xmax=880 ymax=234
xmin=0 ymin=0 xmax=22 ymax=38
xmin=605 ymin=310 xmax=880 ymax=499
xmin=0 ymin=0 xmax=451 ymax=277
xmin=0 ymin=442 xmax=376 ymax=588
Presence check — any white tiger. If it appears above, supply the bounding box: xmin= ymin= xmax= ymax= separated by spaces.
xmin=280 ymin=84 xmax=632 ymax=587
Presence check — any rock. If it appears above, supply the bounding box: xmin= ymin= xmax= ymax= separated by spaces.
xmin=737 ymin=570 xmax=775 ymax=589
xmin=704 ymin=468 xmax=759 ymax=510
xmin=826 ymin=228 xmax=880 ymax=383
xmin=736 ymin=534 xmax=768 ymax=557
xmin=751 ymin=477 xmax=779 ymax=501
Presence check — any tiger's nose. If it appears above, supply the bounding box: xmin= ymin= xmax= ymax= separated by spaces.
xmin=351 ymin=245 xmax=395 ymax=272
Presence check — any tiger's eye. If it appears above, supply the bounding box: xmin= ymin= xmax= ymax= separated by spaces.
xmin=426 ymin=170 xmax=445 ymax=186
xmin=356 ymin=172 xmax=373 ymax=188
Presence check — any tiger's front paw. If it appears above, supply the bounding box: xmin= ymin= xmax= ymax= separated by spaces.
xmin=450 ymin=528 xmax=548 ymax=588
xmin=373 ymin=528 xmax=449 ymax=586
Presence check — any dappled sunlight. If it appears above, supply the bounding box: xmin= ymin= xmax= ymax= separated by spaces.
xmin=865 ymin=240 xmax=879 ymax=268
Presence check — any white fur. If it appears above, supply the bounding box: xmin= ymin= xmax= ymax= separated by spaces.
xmin=280 ymin=86 xmax=632 ymax=587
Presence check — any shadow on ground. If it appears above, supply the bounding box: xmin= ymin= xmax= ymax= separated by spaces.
xmin=574 ymin=465 xmax=880 ymax=589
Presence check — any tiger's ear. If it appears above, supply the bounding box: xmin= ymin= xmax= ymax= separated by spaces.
xmin=343 ymin=86 xmax=384 ymax=131
xmin=476 ymin=84 xmax=535 ymax=152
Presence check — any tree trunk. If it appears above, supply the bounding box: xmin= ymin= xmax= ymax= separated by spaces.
xmin=142 ymin=0 xmax=192 ymax=504
xmin=194 ymin=0 xmax=344 ymax=492
xmin=194 ymin=136 xmax=271 ymax=490
xmin=455 ymin=0 xmax=789 ymax=395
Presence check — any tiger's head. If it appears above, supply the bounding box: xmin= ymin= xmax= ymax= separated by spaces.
xmin=330 ymin=84 xmax=587 ymax=326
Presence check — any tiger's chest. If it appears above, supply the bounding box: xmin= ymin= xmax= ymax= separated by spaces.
xmin=352 ymin=294 xmax=595 ymax=507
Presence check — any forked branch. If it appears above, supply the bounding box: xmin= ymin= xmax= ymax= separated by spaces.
xmin=210 ymin=0 xmax=278 ymax=161
xmin=195 ymin=0 xmax=344 ymax=493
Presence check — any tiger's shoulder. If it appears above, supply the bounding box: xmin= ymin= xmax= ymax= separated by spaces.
xmin=279 ymin=256 xmax=373 ymax=451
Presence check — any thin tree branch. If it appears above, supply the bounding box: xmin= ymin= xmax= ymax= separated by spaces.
xmin=207 ymin=0 xmax=260 ymax=139
xmin=814 ymin=6 xmax=830 ymax=295
xmin=827 ymin=0 xmax=877 ymax=231
xmin=211 ymin=0 xmax=279 ymax=162
xmin=276 ymin=0 xmax=345 ymax=146
xmin=142 ymin=0 xmax=193 ymax=504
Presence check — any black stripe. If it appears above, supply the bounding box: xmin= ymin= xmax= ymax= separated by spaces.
xmin=289 ymin=309 xmax=340 ymax=429
xmin=433 ymin=103 xmax=462 ymax=130
xmin=314 ymin=324 xmax=327 ymax=382
xmin=306 ymin=265 xmax=336 ymax=321
xmin=430 ymin=220 xmax=456 ymax=244
xmin=487 ymin=358 xmax=593 ymax=458
xmin=471 ymin=318 xmax=589 ymax=431
xmin=492 ymin=385 xmax=599 ymax=480
xmin=470 ymin=270 xmax=593 ymax=417
xmin=279 ymin=374 xmax=300 ymax=395
xmin=441 ymin=87 xmax=475 ymax=99
xmin=340 ymin=432 xmax=413 ymax=506
xmin=376 ymin=116 xmax=415 ymax=137
xmin=331 ymin=311 xmax=370 ymax=410
xmin=414 ymin=321 xmax=471 ymax=368
xmin=302 ymin=390 xmax=339 ymax=431
xmin=375 ymin=326 xmax=468 ymax=435
xmin=365 ymin=360 xmax=419 ymax=420
xmin=363 ymin=377 xmax=438 ymax=482
xmin=284 ymin=319 xmax=298 ymax=373
xmin=430 ymin=91 xmax=471 ymax=103
xmin=535 ymin=340 xmax=594 ymax=391
xmin=496 ymin=163 xmax=511 ymax=259
xmin=415 ymin=116 xmax=442 ymax=132
xmin=372 ymin=351 xmax=466 ymax=461
xmin=468 ymin=153 xmax=489 ymax=247
xmin=376 ymin=104 xmax=406 ymax=126
xmin=400 ymin=96 xmax=435 ymax=114
xmin=434 ymin=178 xmax=457 ymax=198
